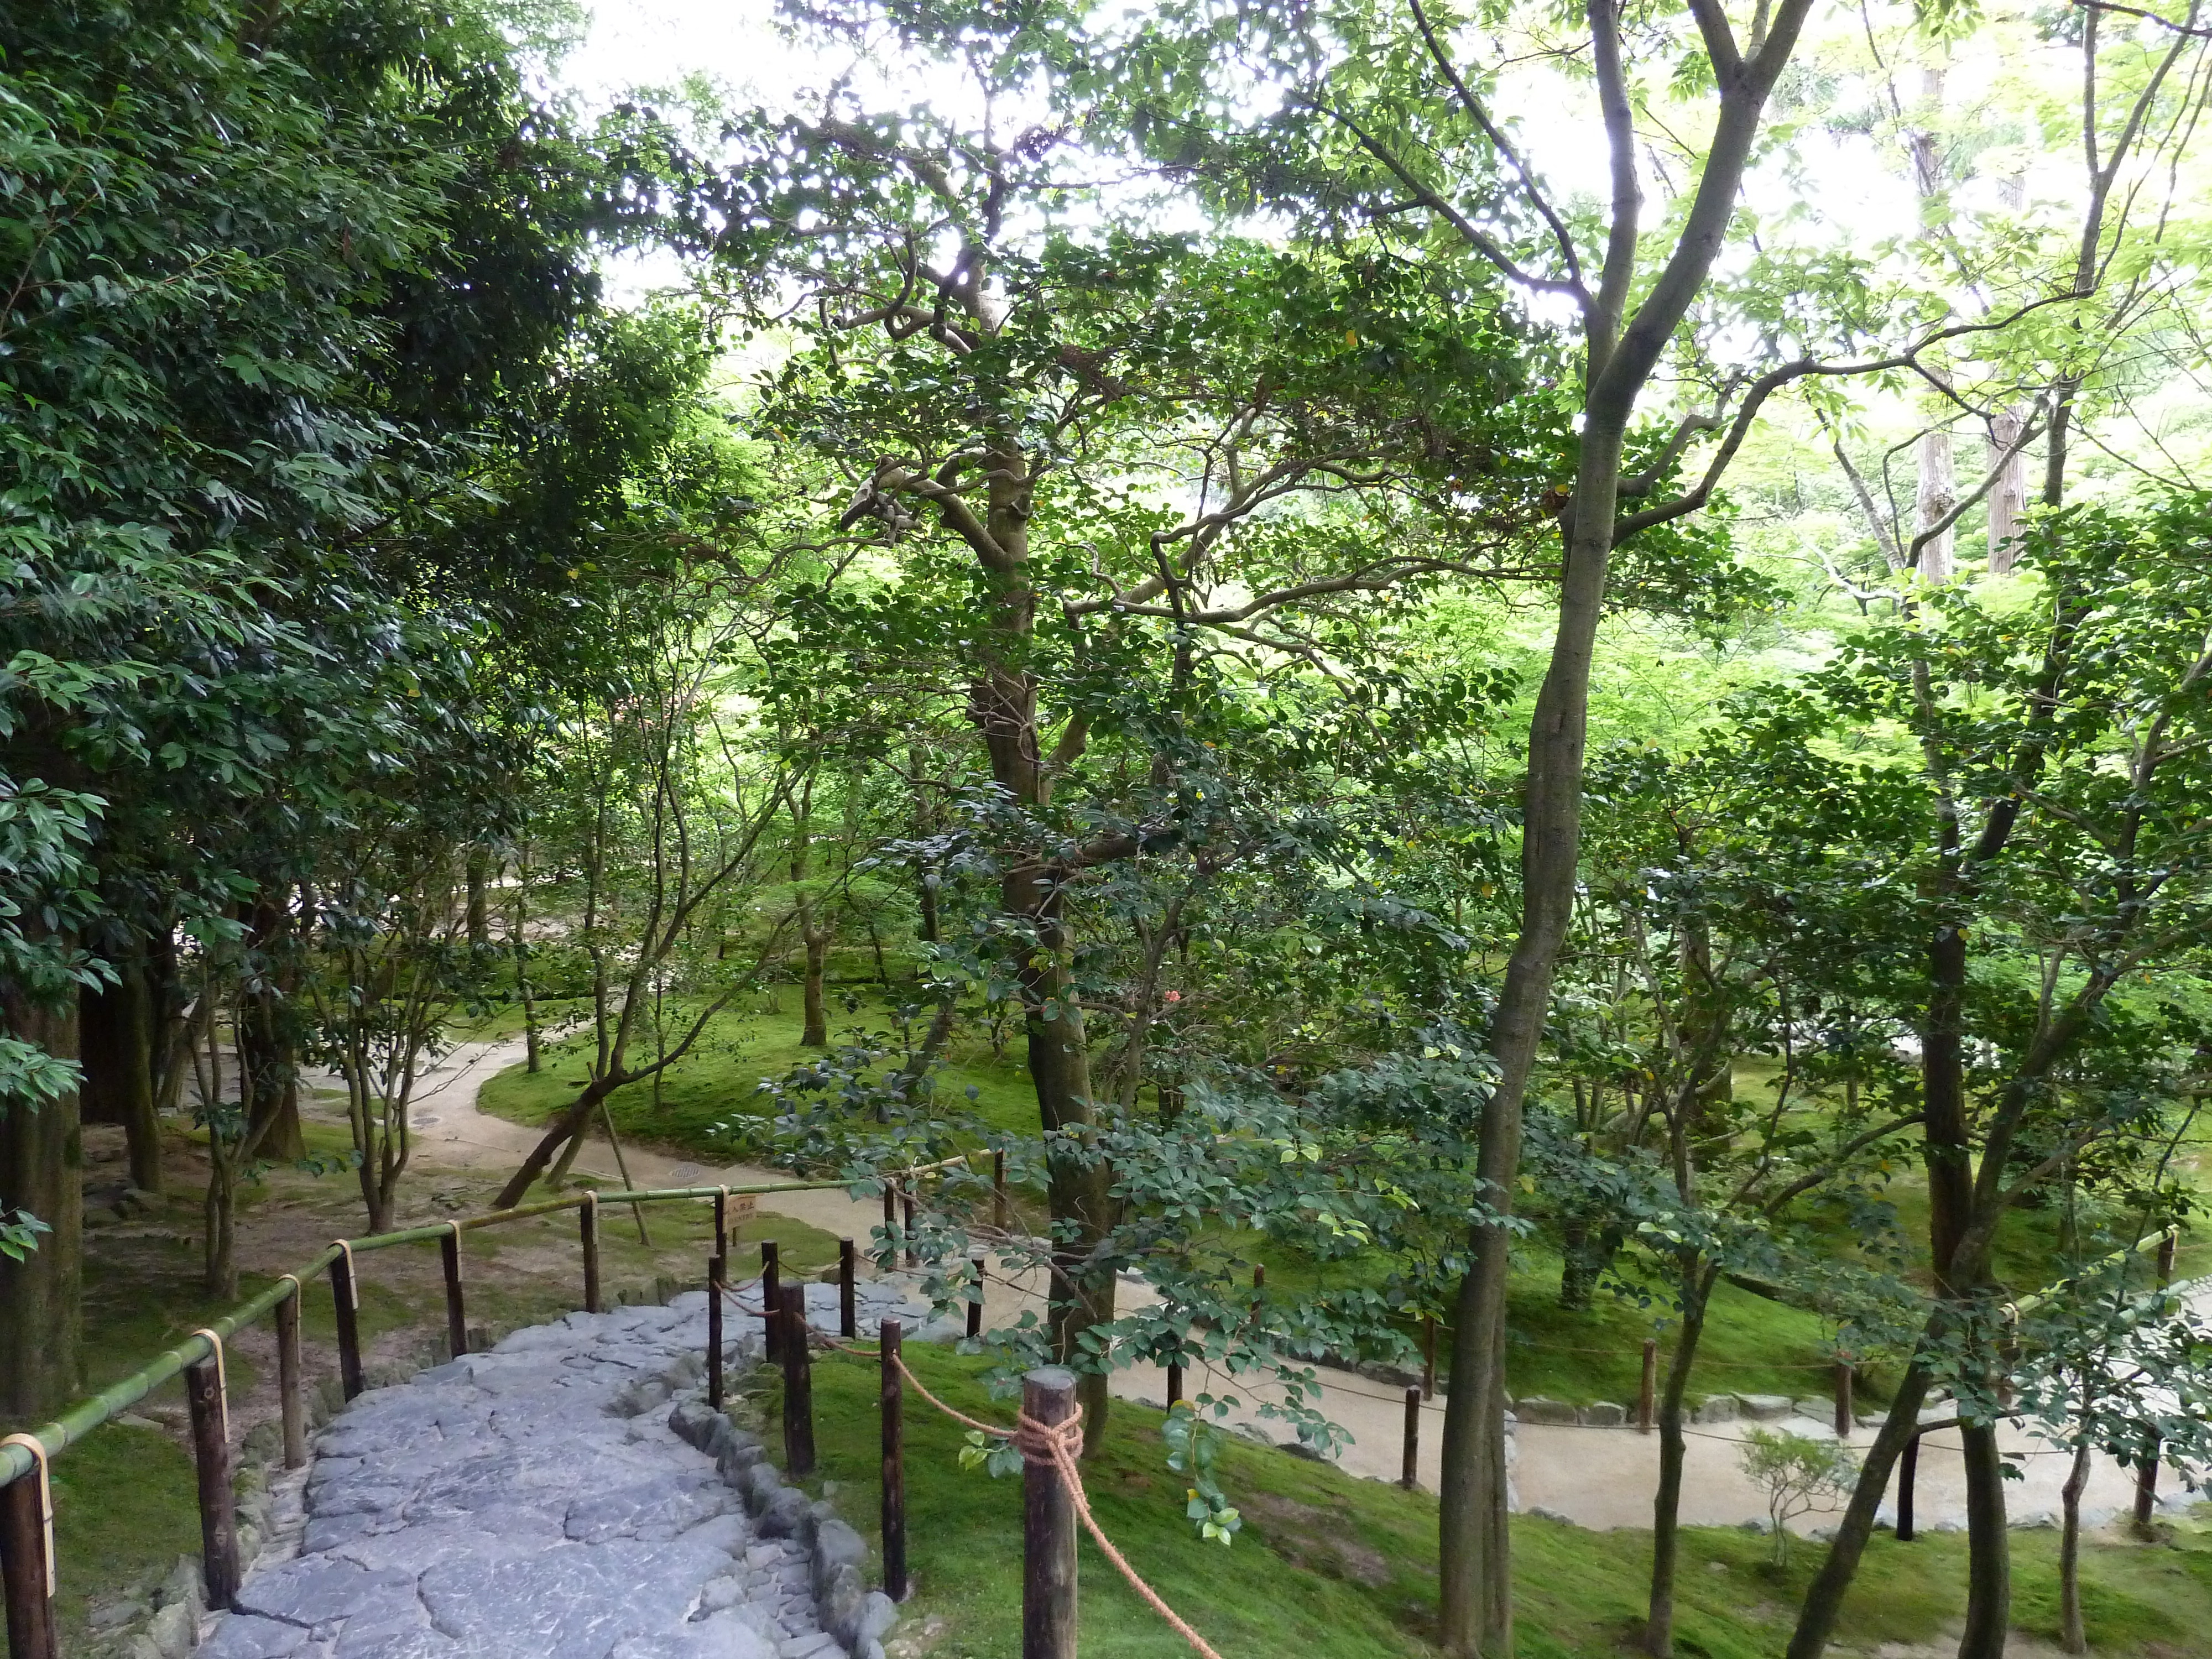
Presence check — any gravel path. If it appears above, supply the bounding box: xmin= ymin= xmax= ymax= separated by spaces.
xmin=198 ymin=1285 xmax=922 ymax=1659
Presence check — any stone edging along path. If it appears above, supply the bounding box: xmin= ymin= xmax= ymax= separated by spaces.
xmin=194 ymin=1283 xmax=920 ymax=1659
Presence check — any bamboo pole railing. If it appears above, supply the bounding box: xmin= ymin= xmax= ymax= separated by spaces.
xmin=0 ymin=1160 xmax=968 ymax=1658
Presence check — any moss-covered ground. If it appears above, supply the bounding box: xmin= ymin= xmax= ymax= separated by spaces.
xmin=758 ymin=1343 xmax=2212 ymax=1659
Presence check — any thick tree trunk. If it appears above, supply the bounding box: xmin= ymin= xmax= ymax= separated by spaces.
xmin=1 ymin=979 xmax=84 ymax=1422
xmin=1957 ymin=1422 xmax=2011 ymax=1659
xmin=81 ymin=958 xmax=163 ymax=1192
xmin=241 ymin=896 xmax=305 ymax=1162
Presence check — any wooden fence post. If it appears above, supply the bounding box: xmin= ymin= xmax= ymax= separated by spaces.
xmin=1896 ymin=1433 xmax=1919 ymax=1542
xmin=993 ymin=1150 xmax=1009 ymax=1233
xmin=580 ymin=1193 xmax=601 ymax=1314
xmin=185 ymin=1348 xmax=240 ymax=1610
xmin=441 ymin=1225 xmax=468 ymax=1359
xmin=330 ymin=1247 xmax=364 ymax=1401
xmin=1639 ymin=1339 xmax=1657 ymax=1434
xmin=275 ymin=1285 xmax=306 ymax=1469
xmin=707 ymin=1253 xmax=726 ymax=1412
xmin=1833 ymin=1359 xmax=1854 ymax=1439
xmin=714 ymin=1188 xmax=729 ymax=1258
xmin=1021 ymin=1366 xmax=1078 ymax=1659
xmin=967 ymin=1252 xmax=985 ymax=1340
xmin=780 ymin=1284 xmax=816 ymax=1478
xmin=761 ymin=1241 xmax=782 ymax=1360
xmin=836 ymin=1238 xmax=856 ymax=1338
xmin=0 ymin=1454 xmax=58 ymax=1659
xmin=1401 ymin=1389 xmax=1421 ymax=1490
xmin=881 ymin=1319 xmax=907 ymax=1602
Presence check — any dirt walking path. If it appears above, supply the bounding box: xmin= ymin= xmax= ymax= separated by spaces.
xmin=404 ymin=1041 xmax=2199 ymax=1537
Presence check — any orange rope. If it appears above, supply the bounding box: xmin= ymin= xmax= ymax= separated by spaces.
xmin=883 ymin=1353 xmax=1230 ymax=1659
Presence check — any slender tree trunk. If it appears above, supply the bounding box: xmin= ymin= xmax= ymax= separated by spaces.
xmin=800 ymin=911 xmax=829 ymax=1047
xmin=0 ymin=973 xmax=83 ymax=1421
xmin=1986 ymin=409 xmax=2027 ymax=572
xmin=466 ymin=846 xmax=492 ymax=951
xmin=1786 ymin=1364 xmax=1936 ymax=1658
xmin=1441 ymin=408 xmax=1632 ymax=1656
xmin=2059 ymin=1439 xmax=2093 ymax=1652
xmin=241 ymin=895 xmax=305 ymax=1161
xmin=1646 ymin=1262 xmax=1713 ymax=1657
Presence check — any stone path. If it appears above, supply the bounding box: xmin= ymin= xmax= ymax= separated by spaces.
xmin=199 ymin=1285 xmax=922 ymax=1659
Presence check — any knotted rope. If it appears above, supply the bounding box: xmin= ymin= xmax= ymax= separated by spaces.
xmin=0 ymin=1433 xmax=54 ymax=1594
xmin=880 ymin=1352 xmax=1228 ymax=1659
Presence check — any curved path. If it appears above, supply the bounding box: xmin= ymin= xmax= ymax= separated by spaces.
xmin=400 ymin=1040 xmax=2201 ymax=1538
xmin=200 ymin=1288 xmax=916 ymax=1659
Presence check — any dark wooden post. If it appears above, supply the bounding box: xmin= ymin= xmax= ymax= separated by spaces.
xmin=580 ymin=1194 xmax=601 ymax=1314
xmin=330 ymin=1246 xmax=365 ymax=1401
xmin=761 ymin=1241 xmax=782 ymax=1360
xmin=881 ymin=1184 xmax=898 ymax=1269
xmin=1639 ymin=1338 xmax=1658 ymax=1434
xmin=441 ymin=1225 xmax=469 ymax=1359
xmin=1401 ymin=1388 xmax=1421 ymax=1489
xmin=1021 ymin=1367 xmax=1078 ymax=1659
xmin=881 ymin=1319 xmax=908 ymax=1602
xmin=966 ymin=1252 xmax=985 ymax=1340
xmin=993 ymin=1149 xmax=1009 ymax=1233
xmin=275 ymin=1285 xmax=306 ymax=1469
xmin=1833 ymin=1358 xmax=1854 ymax=1439
xmin=0 ymin=1455 xmax=58 ymax=1659
xmin=1896 ymin=1433 xmax=1919 ymax=1542
xmin=780 ymin=1284 xmax=816 ymax=1478
xmin=707 ymin=1252 xmax=726 ymax=1411
xmin=714 ymin=1188 xmax=729 ymax=1258
xmin=1422 ymin=1316 xmax=1438 ymax=1401
xmin=839 ymin=1238 xmax=858 ymax=1339
xmin=901 ymin=1191 xmax=917 ymax=1269
xmin=185 ymin=1347 xmax=240 ymax=1609
xmin=1165 ymin=1361 xmax=1182 ymax=1410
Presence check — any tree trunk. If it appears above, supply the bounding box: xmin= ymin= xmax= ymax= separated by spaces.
xmin=1957 ymin=1422 xmax=2011 ymax=1659
xmin=81 ymin=957 xmax=163 ymax=1191
xmin=1986 ymin=409 xmax=2027 ymax=572
xmin=2059 ymin=1439 xmax=2092 ymax=1652
xmin=1440 ymin=405 xmax=1632 ymax=1656
xmin=241 ymin=896 xmax=305 ymax=1162
xmin=1646 ymin=1262 xmax=1714 ymax=1657
xmin=800 ymin=910 xmax=829 ymax=1048
xmin=466 ymin=846 xmax=492 ymax=951
xmin=0 ymin=977 xmax=83 ymax=1422
xmin=1786 ymin=1364 xmax=1934 ymax=1658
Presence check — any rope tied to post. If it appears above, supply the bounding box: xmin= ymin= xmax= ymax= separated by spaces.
xmin=0 ymin=1432 xmax=54 ymax=1595
xmin=188 ymin=1327 xmax=231 ymax=1444
xmin=879 ymin=1352 xmax=1230 ymax=1659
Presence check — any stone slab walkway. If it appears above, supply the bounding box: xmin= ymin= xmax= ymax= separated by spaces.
xmin=199 ymin=1285 xmax=921 ymax=1659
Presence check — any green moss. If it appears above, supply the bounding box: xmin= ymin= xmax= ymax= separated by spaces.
xmin=475 ymin=993 xmax=1042 ymax=1155
xmin=49 ymin=1423 xmax=204 ymax=1645
xmin=769 ymin=1343 xmax=2212 ymax=1657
